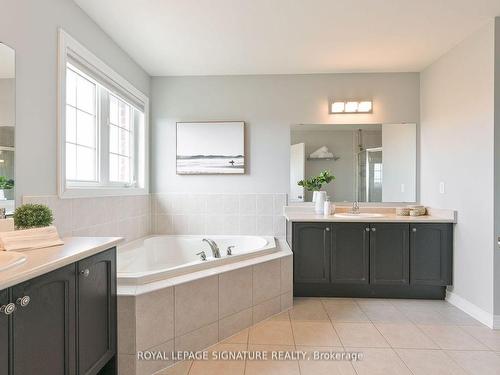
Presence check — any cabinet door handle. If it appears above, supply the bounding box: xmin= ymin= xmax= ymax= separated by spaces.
xmin=412 ymin=228 xmax=417 ymax=232
xmin=80 ymin=268 xmax=90 ymax=277
xmin=0 ymin=303 xmax=16 ymax=315
xmin=325 ymin=227 xmax=330 ymax=232
xmin=16 ymin=296 xmax=30 ymax=308
xmin=371 ymin=227 xmax=376 ymax=232
xmin=365 ymin=227 xmax=370 ymax=232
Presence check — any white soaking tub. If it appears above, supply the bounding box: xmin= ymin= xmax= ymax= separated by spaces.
xmin=117 ymin=235 xmax=277 ymax=285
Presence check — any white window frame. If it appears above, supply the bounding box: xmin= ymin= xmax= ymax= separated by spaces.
xmin=57 ymin=29 xmax=149 ymax=198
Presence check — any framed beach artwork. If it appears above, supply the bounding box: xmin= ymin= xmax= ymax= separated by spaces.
xmin=176 ymin=121 xmax=245 ymax=174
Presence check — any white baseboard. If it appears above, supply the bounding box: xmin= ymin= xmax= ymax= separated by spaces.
xmin=446 ymin=291 xmax=500 ymax=329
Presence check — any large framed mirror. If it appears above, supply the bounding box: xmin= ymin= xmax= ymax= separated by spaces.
xmin=290 ymin=123 xmax=416 ymax=203
xmin=0 ymin=43 xmax=15 ymax=214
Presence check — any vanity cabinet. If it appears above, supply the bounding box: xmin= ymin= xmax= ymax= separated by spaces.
xmin=77 ymin=249 xmax=116 ymax=375
xmin=370 ymin=224 xmax=409 ymax=285
xmin=410 ymin=224 xmax=453 ymax=286
xmin=331 ymin=223 xmax=369 ymax=284
xmin=293 ymin=223 xmax=331 ymax=283
xmin=12 ymin=264 xmax=76 ymax=375
xmin=290 ymin=222 xmax=453 ymax=298
xmin=0 ymin=289 xmax=8 ymax=375
xmin=0 ymin=247 xmax=116 ymax=375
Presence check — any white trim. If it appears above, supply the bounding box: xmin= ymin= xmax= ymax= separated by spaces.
xmin=445 ymin=290 xmax=500 ymax=329
xmin=57 ymin=29 xmax=149 ymax=199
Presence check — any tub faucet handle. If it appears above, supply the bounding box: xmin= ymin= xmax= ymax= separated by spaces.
xmin=227 ymin=246 xmax=235 ymax=256
xmin=196 ymin=251 xmax=207 ymax=261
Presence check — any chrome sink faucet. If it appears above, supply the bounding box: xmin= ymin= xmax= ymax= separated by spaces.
xmin=351 ymin=201 xmax=360 ymax=214
xmin=202 ymin=238 xmax=221 ymax=258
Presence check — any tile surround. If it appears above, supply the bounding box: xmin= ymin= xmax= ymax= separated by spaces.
xmin=23 ymin=195 xmax=150 ymax=242
xmin=23 ymin=192 xmax=287 ymax=242
xmin=151 ymin=193 xmax=287 ymax=236
xmin=118 ymin=255 xmax=292 ymax=375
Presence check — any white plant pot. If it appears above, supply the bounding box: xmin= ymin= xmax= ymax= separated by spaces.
xmin=0 ymin=189 xmax=6 ymax=201
xmin=312 ymin=191 xmax=318 ymax=203
xmin=314 ymin=191 xmax=326 ymax=214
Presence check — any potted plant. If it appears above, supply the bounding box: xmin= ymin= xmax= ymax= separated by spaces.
xmin=298 ymin=170 xmax=335 ymax=213
xmin=0 ymin=176 xmax=14 ymax=201
xmin=13 ymin=204 xmax=54 ymax=230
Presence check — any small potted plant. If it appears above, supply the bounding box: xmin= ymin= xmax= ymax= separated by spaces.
xmin=0 ymin=176 xmax=14 ymax=201
xmin=298 ymin=170 xmax=335 ymax=213
xmin=13 ymin=204 xmax=54 ymax=230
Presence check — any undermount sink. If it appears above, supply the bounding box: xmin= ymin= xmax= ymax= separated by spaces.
xmin=0 ymin=251 xmax=27 ymax=272
xmin=334 ymin=212 xmax=386 ymax=218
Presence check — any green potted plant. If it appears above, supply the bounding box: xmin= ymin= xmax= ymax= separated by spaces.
xmin=298 ymin=170 xmax=335 ymax=213
xmin=13 ymin=204 xmax=54 ymax=230
xmin=0 ymin=176 xmax=14 ymax=201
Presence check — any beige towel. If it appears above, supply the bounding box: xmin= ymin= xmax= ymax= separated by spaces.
xmin=0 ymin=226 xmax=64 ymax=251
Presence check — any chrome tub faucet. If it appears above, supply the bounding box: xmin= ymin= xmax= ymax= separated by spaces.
xmin=202 ymin=238 xmax=221 ymax=258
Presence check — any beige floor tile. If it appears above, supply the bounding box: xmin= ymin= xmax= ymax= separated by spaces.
xmin=188 ymin=343 xmax=247 ymax=375
xmin=248 ymin=320 xmax=295 ymax=345
xmin=156 ymin=360 xmax=192 ymax=375
xmin=461 ymin=325 xmax=500 ymax=351
xmin=322 ymin=300 xmax=370 ymax=322
xmin=437 ymin=307 xmax=482 ymax=326
xmin=297 ymin=346 xmax=357 ymax=375
xmin=349 ymin=347 xmax=412 ymax=375
xmin=446 ymin=350 xmax=500 ymax=375
xmin=334 ymin=323 xmax=390 ymax=348
xmin=292 ymin=321 xmax=342 ymax=346
xmin=418 ymin=325 xmax=488 ymax=350
xmin=396 ymin=349 xmax=467 ymax=375
xmin=245 ymin=345 xmax=301 ymax=375
xmin=289 ymin=298 xmax=330 ymax=321
xmin=359 ymin=304 xmax=411 ymax=323
xmin=375 ymin=323 xmax=439 ymax=349
xmin=221 ymin=328 xmax=249 ymax=344
xmin=269 ymin=311 xmax=291 ymax=321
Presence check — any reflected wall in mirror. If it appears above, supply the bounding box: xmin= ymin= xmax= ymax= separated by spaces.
xmin=0 ymin=43 xmax=15 ymax=214
xmin=290 ymin=123 xmax=416 ymax=203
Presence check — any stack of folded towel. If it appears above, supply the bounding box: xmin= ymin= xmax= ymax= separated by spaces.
xmin=309 ymin=146 xmax=334 ymax=159
xmin=0 ymin=225 xmax=64 ymax=251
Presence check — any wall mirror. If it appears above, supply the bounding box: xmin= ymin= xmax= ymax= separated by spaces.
xmin=0 ymin=43 xmax=15 ymax=214
xmin=290 ymin=123 xmax=416 ymax=203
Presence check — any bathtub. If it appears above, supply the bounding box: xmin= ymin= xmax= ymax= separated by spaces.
xmin=117 ymin=234 xmax=277 ymax=285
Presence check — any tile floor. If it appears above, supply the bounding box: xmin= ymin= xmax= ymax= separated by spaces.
xmin=158 ymin=297 xmax=500 ymax=375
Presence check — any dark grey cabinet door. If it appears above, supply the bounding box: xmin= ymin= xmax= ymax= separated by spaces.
xmin=77 ymin=248 xmax=116 ymax=375
xmin=0 ymin=289 xmax=8 ymax=375
xmin=410 ymin=224 xmax=453 ymax=285
xmin=331 ymin=223 xmax=370 ymax=284
xmin=12 ymin=264 xmax=76 ymax=375
xmin=292 ymin=223 xmax=331 ymax=283
xmin=370 ymin=223 xmax=410 ymax=285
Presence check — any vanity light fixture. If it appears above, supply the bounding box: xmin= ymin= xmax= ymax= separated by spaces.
xmin=329 ymin=100 xmax=373 ymax=114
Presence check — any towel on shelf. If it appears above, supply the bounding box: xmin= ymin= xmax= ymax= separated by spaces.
xmin=309 ymin=146 xmax=334 ymax=159
xmin=0 ymin=225 xmax=64 ymax=252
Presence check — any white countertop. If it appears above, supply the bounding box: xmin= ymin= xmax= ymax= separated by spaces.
xmin=284 ymin=206 xmax=457 ymax=223
xmin=0 ymin=237 xmax=123 ymax=290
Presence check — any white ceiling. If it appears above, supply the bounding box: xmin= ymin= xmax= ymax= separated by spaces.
xmin=0 ymin=43 xmax=15 ymax=79
xmin=74 ymin=0 xmax=500 ymax=76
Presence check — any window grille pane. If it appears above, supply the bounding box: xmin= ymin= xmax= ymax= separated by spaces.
xmin=66 ymin=69 xmax=77 ymax=107
xmin=76 ymin=110 xmax=96 ymax=148
xmin=66 ymin=106 xmax=76 ymax=144
xmin=109 ymin=124 xmax=119 ymax=154
xmin=66 ymin=143 xmax=77 ymax=180
xmin=76 ymin=145 xmax=96 ymax=181
xmin=118 ymin=128 xmax=130 ymax=156
xmin=76 ymin=74 xmax=96 ymax=114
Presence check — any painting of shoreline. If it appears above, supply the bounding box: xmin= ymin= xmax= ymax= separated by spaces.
xmin=176 ymin=122 xmax=245 ymax=174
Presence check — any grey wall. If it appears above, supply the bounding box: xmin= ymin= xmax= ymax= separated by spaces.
xmin=0 ymin=0 xmax=150 ymax=201
xmin=291 ymin=130 xmax=355 ymax=202
xmin=0 ymin=79 xmax=15 ymax=127
xmin=151 ymin=73 xmax=419 ymax=194
xmin=421 ymin=20 xmax=496 ymax=315
xmin=494 ymin=17 xmax=500 ymax=316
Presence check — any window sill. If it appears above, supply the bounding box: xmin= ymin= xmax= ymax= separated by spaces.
xmin=58 ymin=186 xmax=148 ymax=199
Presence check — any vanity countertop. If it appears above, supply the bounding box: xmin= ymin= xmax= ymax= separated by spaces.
xmin=284 ymin=206 xmax=457 ymax=223
xmin=0 ymin=236 xmax=122 ymax=290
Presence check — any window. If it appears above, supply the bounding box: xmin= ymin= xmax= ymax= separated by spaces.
xmin=58 ymin=30 xmax=148 ymax=198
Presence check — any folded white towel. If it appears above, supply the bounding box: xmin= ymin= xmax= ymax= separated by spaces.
xmin=310 ymin=147 xmax=334 ymax=159
xmin=0 ymin=225 xmax=64 ymax=252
